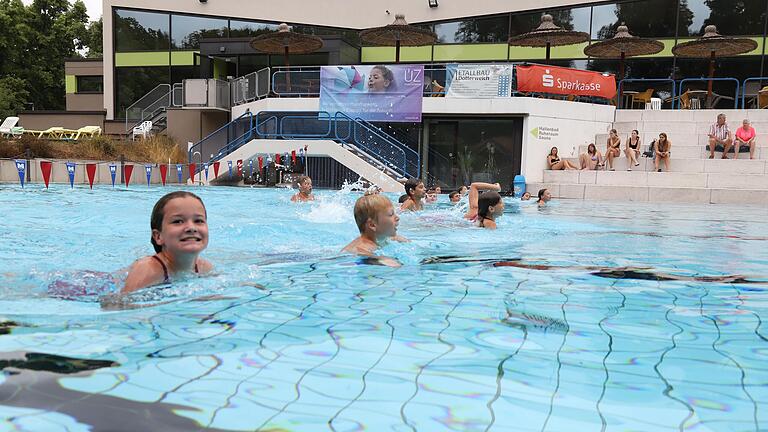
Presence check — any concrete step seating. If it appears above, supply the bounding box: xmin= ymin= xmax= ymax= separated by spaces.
xmin=536 ymin=109 xmax=768 ymax=204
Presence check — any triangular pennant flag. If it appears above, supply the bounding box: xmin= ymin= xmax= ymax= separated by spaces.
xmin=66 ymin=162 xmax=76 ymax=189
xmin=145 ymin=165 xmax=152 ymax=186
xmin=291 ymin=150 xmax=297 ymax=164
xmin=204 ymin=163 xmax=209 ymax=181
xmin=237 ymin=159 xmax=243 ymax=177
xmin=86 ymin=163 xmax=96 ymax=189
xmin=109 ymin=164 xmax=117 ymax=187
xmin=248 ymin=159 xmax=253 ymax=178
xmin=40 ymin=161 xmax=52 ymax=189
xmin=275 ymin=153 xmax=281 ymax=165
xmin=227 ymin=160 xmax=233 ymax=179
xmin=258 ymin=156 xmax=263 ymax=171
xmin=176 ymin=164 xmax=183 ymax=183
xmin=189 ymin=163 xmax=196 ymax=183
xmin=15 ymin=160 xmax=26 ymax=188
xmin=213 ymin=161 xmax=220 ymax=179
xmin=159 ymin=164 xmax=167 ymax=186
xmin=124 ymin=164 xmax=134 ymax=187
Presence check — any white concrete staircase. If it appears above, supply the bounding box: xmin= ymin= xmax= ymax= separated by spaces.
xmin=527 ymin=109 xmax=768 ymax=204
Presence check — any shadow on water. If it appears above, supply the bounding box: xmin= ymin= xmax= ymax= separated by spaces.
xmin=0 ymin=352 xmax=117 ymax=375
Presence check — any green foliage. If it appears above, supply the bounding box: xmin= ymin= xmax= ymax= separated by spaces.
xmin=85 ymin=18 xmax=102 ymax=58
xmin=0 ymin=76 xmax=30 ymax=119
xmin=0 ymin=0 xmax=97 ymax=114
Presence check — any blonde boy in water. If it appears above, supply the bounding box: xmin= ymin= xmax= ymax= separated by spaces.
xmin=343 ymin=195 xmax=406 ymax=265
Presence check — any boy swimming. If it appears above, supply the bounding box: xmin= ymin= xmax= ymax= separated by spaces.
xmin=400 ymin=178 xmax=425 ymax=211
xmin=291 ymin=175 xmax=315 ymax=202
xmin=342 ymin=194 xmax=406 ymax=263
xmin=122 ymin=191 xmax=213 ymax=293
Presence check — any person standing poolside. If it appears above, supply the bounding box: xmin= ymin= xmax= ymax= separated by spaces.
xmin=122 ymin=191 xmax=213 ymax=294
xmin=654 ymin=132 xmax=672 ymax=172
xmin=708 ymin=113 xmax=733 ymax=159
xmin=579 ymin=143 xmax=603 ymax=170
xmin=400 ymin=178 xmax=426 ymax=211
xmin=464 ymin=182 xmax=501 ymax=220
xmin=547 ymin=147 xmax=578 ymax=170
xmin=625 ymin=129 xmax=642 ymax=170
xmin=291 ymin=175 xmax=315 ymax=202
xmin=605 ymin=129 xmax=621 ymax=170
xmin=536 ymin=188 xmax=551 ymax=207
xmin=735 ymin=119 xmax=757 ymax=159
xmin=343 ymin=194 xmax=405 ymax=267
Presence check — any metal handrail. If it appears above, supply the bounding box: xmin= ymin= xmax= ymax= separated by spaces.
xmin=254 ymin=114 xmax=279 ymax=137
xmin=333 ymin=112 xmax=409 ymax=178
xmin=677 ymin=77 xmax=739 ymax=109
xmin=279 ymin=113 xmax=333 ymax=139
xmin=355 ymin=117 xmax=420 ymax=177
xmin=616 ymin=78 xmax=676 ymax=109
xmin=172 ymin=83 xmax=183 ymax=107
xmin=741 ymin=76 xmax=768 ymax=108
xmin=124 ymin=84 xmax=171 ymax=129
xmin=188 ymin=111 xmax=253 ymax=164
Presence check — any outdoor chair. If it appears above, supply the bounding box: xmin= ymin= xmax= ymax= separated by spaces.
xmin=72 ymin=126 xmax=102 ymax=140
xmin=24 ymin=127 xmax=67 ymax=139
xmin=631 ymin=88 xmax=654 ymax=109
xmin=759 ymin=86 xmax=768 ymax=109
xmin=0 ymin=117 xmax=20 ymax=137
xmin=132 ymin=121 xmax=152 ymax=140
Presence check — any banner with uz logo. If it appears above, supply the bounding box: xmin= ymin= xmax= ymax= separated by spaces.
xmin=515 ymin=64 xmax=616 ymax=99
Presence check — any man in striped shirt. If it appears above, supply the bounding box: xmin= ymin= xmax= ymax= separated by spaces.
xmin=708 ymin=113 xmax=733 ymax=159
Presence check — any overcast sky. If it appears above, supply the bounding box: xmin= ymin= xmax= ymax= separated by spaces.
xmin=22 ymin=0 xmax=103 ymax=21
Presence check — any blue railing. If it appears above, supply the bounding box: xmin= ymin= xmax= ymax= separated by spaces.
xmin=741 ymin=76 xmax=768 ymax=108
xmin=187 ymin=111 xmax=253 ymax=165
xmin=617 ymin=78 xmax=676 ymax=109
xmin=201 ymin=110 xmax=420 ymax=179
xmin=677 ymin=77 xmax=739 ymax=109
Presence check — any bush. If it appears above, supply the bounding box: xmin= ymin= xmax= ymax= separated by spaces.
xmin=0 ymin=134 xmax=186 ymax=163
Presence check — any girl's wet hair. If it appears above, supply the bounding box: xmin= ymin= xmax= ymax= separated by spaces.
xmin=150 ymin=191 xmax=206 ymax=253
xmin=537 ymin=188 xmax=548 ymax=201
xmin=477 ymin=191 xmax=502 ymax=219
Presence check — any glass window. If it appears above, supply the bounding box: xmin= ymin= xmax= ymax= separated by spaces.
xmin=292 ymin=24 xmax=360 ymax=46
xmin=229 ymin=20 xmax=278 ymax=38
xmin=172 ymin=14 xmax=228 ymax=50
xmin=114 ymin=9 xmax=169 ymax=52
xmin=435 ymin=15 xmax=509 ymax=43
xmin=238 ymin=55 xmax=270 ymax=76
xmin=76 ymin=76 xmax=103 ymax=93
xmin=594 ymin=0 xmax=678 ymax=39
xmin=115 ymin=66 xmax=169 ymax=119
xmin=684 ymin=0 xmax=765 ymax=36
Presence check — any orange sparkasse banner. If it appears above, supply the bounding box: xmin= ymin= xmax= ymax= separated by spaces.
xmin=516 ymin=64 xmax=616 ymax=99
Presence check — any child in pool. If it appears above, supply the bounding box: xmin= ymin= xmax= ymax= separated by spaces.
xmin=463 ymin=182 xmax=501 ymax=220
xmin=122 ymin=191 xmax=213 ymax=294
xmin=291 ymin=175 xmax=315 ymax=202
xmin=342 ymin=194 xmax=406 ymax=263
xmin=473 ymin=191 xmax=504 ymax=229
xmin=400 ymin=178 xmax=426 ymax=211
xmin=449 ymin=191 xmax=461 ymax=203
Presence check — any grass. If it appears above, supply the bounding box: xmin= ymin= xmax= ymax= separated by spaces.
xmin=0 ymin=135 xmax=187 ymax=163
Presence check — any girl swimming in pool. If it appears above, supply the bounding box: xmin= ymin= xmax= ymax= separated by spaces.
xmin=122 ymin=191 xmax=213 ymax=294
xmin=473 ymin=191 xmax=504 ymax=229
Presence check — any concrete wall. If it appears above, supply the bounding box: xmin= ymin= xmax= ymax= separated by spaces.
xmin=17 ymin=112 xmax=106 ymax=130
xmin=65 ymin=60 xmax=103 ymax=76
xmin=66 ymin=93 xmax=104 ymax=112
xmin=232 ymin=96 xmax=616 ymax=184
xmin=166 ymin=109 xmax=229 ymax=153
xmin=0 ymin=159 xmax=189 ymax=186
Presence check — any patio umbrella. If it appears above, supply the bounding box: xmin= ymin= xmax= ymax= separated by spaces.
xmin=583 ymin=24 xmax=663 ymax=81
xmin=249 ymin=23 xmax=323 ymax=92
xmin=360 ymin=14 xmax=437 ymax=63
xmin=508 ymin=14 xmax=589 ymax=60
xmin=672 ymin=25 xmax=757 ymax=107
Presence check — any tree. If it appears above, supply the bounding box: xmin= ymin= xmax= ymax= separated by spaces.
xmin=85 ymin=18 xmax=102 ymax=58
xmin=0 ymin=0 xmax=94 ymax=112
xmin=0 ymin=76 xmax=30 ymax=119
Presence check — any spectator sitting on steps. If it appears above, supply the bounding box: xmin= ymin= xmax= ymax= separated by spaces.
xmin=734 ymin=118 xmax=757 ymax=159
xmin=707 ymin=113 xmax=733 ymax=159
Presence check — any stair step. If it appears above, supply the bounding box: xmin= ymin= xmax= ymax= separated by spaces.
xmin=526 ymin=182 xmax=768 ymax=204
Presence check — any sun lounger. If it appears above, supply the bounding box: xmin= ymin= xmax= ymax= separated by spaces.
xmin=72 ymin=126 xmax=102 ymax=140
xmin=0 ymin=117 xmax=20 ymax=137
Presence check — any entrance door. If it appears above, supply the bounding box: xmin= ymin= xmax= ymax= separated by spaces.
xmin=425 ymin=117 xmax=523 ymax=191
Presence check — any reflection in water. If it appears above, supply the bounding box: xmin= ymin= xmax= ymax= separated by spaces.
xmin=0 ymin=351 xmax=118 ymax=374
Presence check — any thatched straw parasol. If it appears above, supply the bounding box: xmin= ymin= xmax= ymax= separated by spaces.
xmin=508 ymin=14 xmax=589 ymax=60
xmin=360 ymin=14 xmax=437 ymax=63
xmin=672 ymin=25 xmax=757 ymax=106
xmin=583 ymin=24 xmax=664 ymax=80
xmin=250 ymin=23 xmax=323 ymax=91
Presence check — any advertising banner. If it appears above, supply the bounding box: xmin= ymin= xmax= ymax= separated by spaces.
xmin=320 ymin=65 xmax=424 ymax=122
xmin=445 ymin=64 xmax=512 ymax=98
xmin=516 ymin=64 xmax=616 ymax=99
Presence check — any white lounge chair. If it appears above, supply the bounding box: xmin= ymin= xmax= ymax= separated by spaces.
xmin=72 ymin=126 xmax=102 ymax=140
xmin=132 ymin=121 xmax=152 ymax=140
xmin=0 ymin=117 xmax=20 ymax=137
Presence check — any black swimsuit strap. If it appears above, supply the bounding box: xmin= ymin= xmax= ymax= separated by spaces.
xmin=152 ymin=255 xmax=170 ymax=283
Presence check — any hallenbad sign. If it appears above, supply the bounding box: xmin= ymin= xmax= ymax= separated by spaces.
xmin=319 ymin=65 xmax=424 ymax=122
xmin=516 ymin=64 xmax=616 ymax=99
xmin=445 ymin=64 xmax=512 ymax=98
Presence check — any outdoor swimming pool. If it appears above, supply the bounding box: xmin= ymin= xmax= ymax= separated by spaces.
xmin=0 ymin=184 xmax=766 ymax=431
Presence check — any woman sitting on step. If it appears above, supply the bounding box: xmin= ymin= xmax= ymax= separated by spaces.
xmin=625 ymin=129 xmax=642 ymax=170
xmin=605 ymin=128 xmax=621 ymax=171
xmin=547 ymin=147 xmax=578 ymax=170
xmin=579 ymin=143 xmax=603 ymax=170
xmin=654 ymin=132 xmax=672 ymax=172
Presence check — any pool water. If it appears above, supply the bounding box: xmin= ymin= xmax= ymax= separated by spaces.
xmin=0 ymin=184 xmax=766 ymax=431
